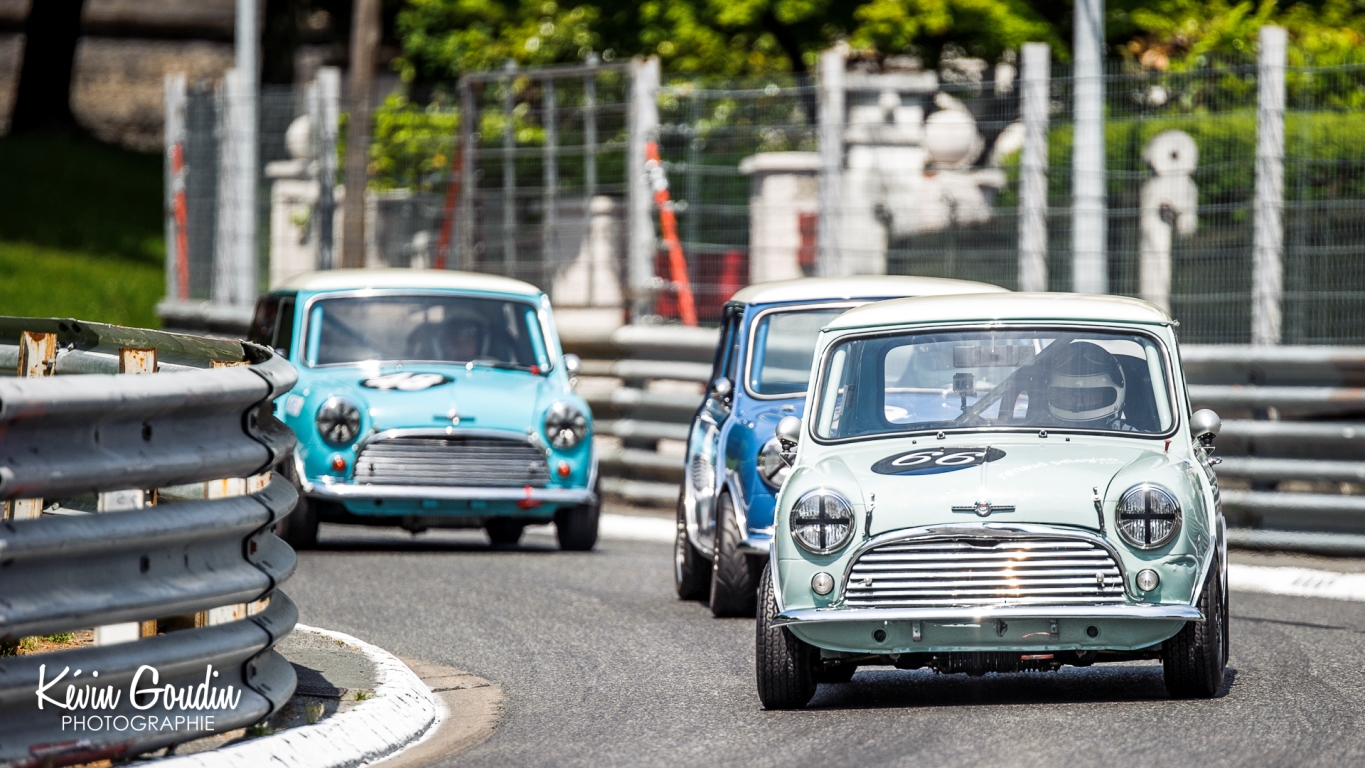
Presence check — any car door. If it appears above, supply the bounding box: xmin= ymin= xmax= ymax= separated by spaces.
xmin=685 ymin=305 xmax=743 ymax=556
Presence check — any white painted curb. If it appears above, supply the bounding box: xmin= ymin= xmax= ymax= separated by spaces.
xmin=1229 ymin=564 xmax=1365 ymax=603
xmin=163 ymin=625 xmax=440 ymax=768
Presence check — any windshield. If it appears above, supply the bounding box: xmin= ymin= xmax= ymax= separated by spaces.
xmin=747 ymin=308 xmax=849 ymax=396
xmin=814 ymin=328 xmax=1174 ymax=440
xmin=305 ymin=295 xmax=549 ymax=370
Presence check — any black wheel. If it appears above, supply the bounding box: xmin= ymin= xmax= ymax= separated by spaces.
xmin=675 ymin=491 xmax=710 ymax=600
xmin=555 ymin=478 xmax=600 ymax=551
xmin=710 ymin=492 xmax=763 ymax=617
xmin=1163 ymin=554 xmax=1227 ymax=698
xmin=273 ymin=462 xmax=318 ymax=550
xmin=756 ymin=562 xmax=817 ymax=710
xmin=815 ymin=663 xmax=857 ymax=684
xmin=485 ymin=519 xmax=525 ymax=547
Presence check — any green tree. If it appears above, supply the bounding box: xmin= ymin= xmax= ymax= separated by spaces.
xmin=395 ymin=0 xmax=1062 ymax=80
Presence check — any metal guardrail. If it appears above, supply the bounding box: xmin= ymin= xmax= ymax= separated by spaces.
xmin=0 ymin=318 xmax=300 ymax=765
xmin=564 ymin=327 xmax=1365 ymax=553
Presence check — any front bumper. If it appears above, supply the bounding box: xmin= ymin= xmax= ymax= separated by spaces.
xmin=774 ymin=603 xmax=1202 ymax=627
xmin=310 ymin=481 xmax=597 ymax=506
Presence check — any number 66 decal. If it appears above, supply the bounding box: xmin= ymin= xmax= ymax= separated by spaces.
xmin=871 ymin=447 xmax=1007 ymax=476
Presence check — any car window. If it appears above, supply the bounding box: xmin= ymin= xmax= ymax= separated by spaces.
xmin=304 ymin=295 xmax=548 ymax=370
xmin=711 ymin=307 xmax=743 ymax=383
xmin=747 ymin=308 xmax=846 ymax=396
xmin=815 ymin=328 xmax=1174 ymax=440
xmin=274 ymin=296 xmax=296 ymax=356
xmin=248 ymin=295 xmax=280 ymax=348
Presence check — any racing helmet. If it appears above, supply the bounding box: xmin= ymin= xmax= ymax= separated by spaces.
xmin=1046 ymin=341 xmax=1126 ymax=423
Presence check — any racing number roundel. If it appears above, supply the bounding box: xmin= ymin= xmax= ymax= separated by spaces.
xmin=871 ymin=447 xmax=1007 ymax=476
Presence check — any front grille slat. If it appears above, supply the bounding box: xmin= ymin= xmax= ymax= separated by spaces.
xmin=354 ymin=435 xmax=549 ymax=488
xmin=844 ymin=535 xmax=1126 ymax=608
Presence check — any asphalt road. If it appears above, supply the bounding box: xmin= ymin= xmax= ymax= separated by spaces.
xmin=286 ymin=516 xmax=1365 ymax=768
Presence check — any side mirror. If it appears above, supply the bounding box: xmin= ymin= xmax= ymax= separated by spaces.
xmin=711 ymin=377 xmax=734 ymax=404
xmin=1191 ymin=409 xmax=1221 ymax=446
xmin=776 ymin=415 xmax=802 ymax=448
xmin=562 ymin=353 xmax=582 ymax=377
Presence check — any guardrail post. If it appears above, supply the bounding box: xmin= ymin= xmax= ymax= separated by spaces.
xmin=4 ymin=331 xmax=55 ymax=521
xmin=198 ymin=359 xmax=269 ymax=626
xmin=94 ymin=348 xmax=161 ymax=645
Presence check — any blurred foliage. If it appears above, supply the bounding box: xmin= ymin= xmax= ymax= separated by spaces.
xmin=1118 ymin=0 xmax=1365 ymax=71
xmin=367 ymin=92 xmax=461 ymax=191
xmin=394 ymin=0 xmax=1063 ymax=79
xmin=393 ymin=0 xmax=1365 ymax=80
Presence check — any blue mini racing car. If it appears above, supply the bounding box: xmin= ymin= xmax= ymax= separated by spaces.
xmin=676 ymin=276 xmax=1007 ymax=615
xmin=248 ymin=269 xmax=598 ymax=550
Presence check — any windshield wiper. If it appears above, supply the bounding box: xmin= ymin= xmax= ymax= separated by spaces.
xmin=463 ymin=359 xmax=537 ymax=372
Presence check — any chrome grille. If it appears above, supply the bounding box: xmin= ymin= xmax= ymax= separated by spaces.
xmin=844 ymin=536 xmax=1125 ymax=608
xmin=354 ymin=435 xmax=549 ymax=487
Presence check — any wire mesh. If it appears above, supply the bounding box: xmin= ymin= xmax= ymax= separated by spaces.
xmin=173 ymin=56 xmax=1365 ymax=342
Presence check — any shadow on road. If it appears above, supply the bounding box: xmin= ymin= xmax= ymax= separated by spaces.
xmin=306 ymin=523 xmax=567 ymax=555
xmin=803 ymin=667 xmax=1239 ymax=710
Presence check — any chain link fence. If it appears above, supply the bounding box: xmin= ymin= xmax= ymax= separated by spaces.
xmin=163 ymin=45 xmax=1365 ymax=343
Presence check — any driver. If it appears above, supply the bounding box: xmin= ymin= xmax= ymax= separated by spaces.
xmin=1045 ymin=341 xmax=1135 ymax=431
xmin=440 ymin=318 xmax=485 ymax=362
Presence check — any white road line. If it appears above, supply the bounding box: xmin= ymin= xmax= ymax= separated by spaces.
xmin=1228 ymin=564 xmax=1365 ymax=603
xmin=599 ymin=513 xmax=675 ymax=543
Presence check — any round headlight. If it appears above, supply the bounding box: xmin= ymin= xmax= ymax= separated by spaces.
xmin=758 ymin=437 xmax=793 ymax=489
xmin=316 ymin=397 xmax=361 ymax=446
xmin=545 ymin=402 xmax=587 ymax=449
xmin=789 ymin=489 xmax=855 ymax=555
xmin=1116 ymin=483 xmax=1182 ymax=550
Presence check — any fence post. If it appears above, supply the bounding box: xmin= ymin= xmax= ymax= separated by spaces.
xmin=1071 ymin=0 xmax=1107 ymax=293
xmin=164 ymin=74 xmax=189 ymax=302
xmin=4 ymin=332 xmax=55 ymax=522
xmin=312 ymin=67 xmax=340 ymax=271
xmin=543 ymin=76 xmax=558 ymax=289
xmin=1018 ymin=42 xmax=1050 ymax=292
xmin=458 ymin=77 xmax=477 ymax=271
xmin=1253 ymin=26 xmax=1287 ymax=345
xmin=817 ymin=43 xmax=846 ymax=278
xmin=627 ymin=56 xmax=660 ymax=321
xmin=502 ymin=61 xmax=518 ymax=277
xmin=93 ymin=348 xmax=159 ymax=646
xmin=214 ymin=68 xmax=258 ymax=308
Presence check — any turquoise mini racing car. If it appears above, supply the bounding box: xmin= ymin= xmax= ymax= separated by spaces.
xmin=248 ymin=269 xmax=598 ymax=550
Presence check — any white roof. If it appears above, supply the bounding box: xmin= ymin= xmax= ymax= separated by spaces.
xmin=276 ymin=269 xmax=544 ymax=297
xmin=826 ymin=292 xmax=1175 ymax=331
xmin=728 ymin=276 xmax=1007 ymax=306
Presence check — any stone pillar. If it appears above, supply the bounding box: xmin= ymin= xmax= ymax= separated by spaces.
xmin=739 ymin=152 xmax=821 ymax=285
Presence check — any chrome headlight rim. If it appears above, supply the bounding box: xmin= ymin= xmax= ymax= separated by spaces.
xmin=758 ymin=437 xmax=792 ymax=490
xmin=789 ymin=488 xmax=856 ymax=555
xmin=1115 ymin=482 xmax=1182 ymax=550
xmin=316 ymin=396 xmax=362 ymax=446
xmin=545 ymin=401 xmax=588 ymax=450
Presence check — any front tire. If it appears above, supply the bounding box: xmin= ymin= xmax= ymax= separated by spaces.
xmin=1163 ymin=554 xmax=1227 ymax=698
xmin=273 ymin=461 xmax=319 ymax=550
xmin=710 ymin=492 xmax=763 ymax=617
xmin=756 ymin=562 xmax=817 ymax=709
xmin=675 ymin=492 xmax=710 ymax=599
xmin=555 ymin=478 xmax=600 ymax=551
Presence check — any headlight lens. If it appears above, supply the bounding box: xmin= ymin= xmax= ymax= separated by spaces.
xmin=545 ymin=402 xmax=587 ymax=449
xmin=790 ymin=489 xmax=855 ymax=555
xmin=316 ymin=397 xmax=361 ymax=446
xmin=1116 ymin=483 xmax=1182 ymax=549
xmin=758 ymin=437 xmax=793 ymax=489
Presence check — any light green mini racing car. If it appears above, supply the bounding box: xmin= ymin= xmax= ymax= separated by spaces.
xmin=757 ymin=292 xmax=1227 ymax=708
